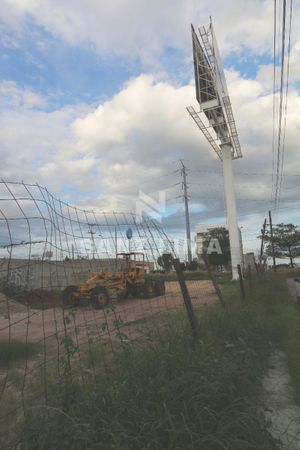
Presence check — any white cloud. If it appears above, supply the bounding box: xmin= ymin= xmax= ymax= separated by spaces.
xmin=1 ymin=64 xmax=300 ymax=251
xmin=1 ymin=0 xmax=299 ymax=65
xmin=1 ymin=72 xmax=300 ymax=202
xmin=0 ymin=80 xmax=47 ymax=108
xmin=72 ymin=75 xmax=197 ymax=151
xmin=0 ymin=89 xmax=94 ymax=190
xmin=1 ymin=0 xmax=300 ymax=258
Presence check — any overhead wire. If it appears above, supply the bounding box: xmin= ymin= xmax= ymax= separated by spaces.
xmin=274 ymin=0 xmax=287 ymax=209
xmin=277 ymin=0 xmax=293 ymax=208
xmin=191 ymin=168 xmax=300 ymax=177
xmin=271 ymin=0 xmax=277 ymax=202
xmin=273 ymin=0 xmax=293 ymax=211
xmin=274 ymin=0 xmax=286 ymax=209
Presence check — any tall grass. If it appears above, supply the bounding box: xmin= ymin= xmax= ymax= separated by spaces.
xmin=257 ymin=270 xmax=300 ymax=404
xmin=21 ymin=292 xmax=279 ymax=449
xmin=0 ymin=340 xmax=41 ymax=368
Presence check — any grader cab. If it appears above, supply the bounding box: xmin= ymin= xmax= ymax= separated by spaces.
xmin=62 ymin=252 xmax=165 ymax=309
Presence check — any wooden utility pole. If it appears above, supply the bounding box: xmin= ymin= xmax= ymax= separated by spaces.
xmin=259 ymin=218 xmax=267 ymax=264
xmin=237 ymin=264 xmax=245 ymax=300
xmin=269 ymin=210 xmax=276 ymax=271
xmin=247 ymin=264 xmax=253 ymax=289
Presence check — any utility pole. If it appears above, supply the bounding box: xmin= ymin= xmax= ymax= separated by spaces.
xmin=259 ymin=218 xmax=267 ymax=264
xmin=88 ymin=224 xmax=97 ymax=259
xmin=115 ymin=227 xmax=118 ymax=255
xmin=269 ymin=210 xmax=277 ymax=271
xmin=180 ymin=160 xmax=192 ymax=264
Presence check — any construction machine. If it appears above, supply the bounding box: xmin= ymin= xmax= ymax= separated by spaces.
xmin=62 ymin=252 xmax=165 ymax=309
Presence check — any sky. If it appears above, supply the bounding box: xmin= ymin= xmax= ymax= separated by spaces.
xmin=0 ymin=0 xmax=300 ymax=258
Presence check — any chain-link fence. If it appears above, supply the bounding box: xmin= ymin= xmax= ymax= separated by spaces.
xmin=0 ymin=181 xmax=220 ymax=448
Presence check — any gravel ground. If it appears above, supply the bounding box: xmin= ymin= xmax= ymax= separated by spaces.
xmin=0 ymin=293 xmax=28 ymax=316
xmin=263 ymin=350 xmax=300 ymax=450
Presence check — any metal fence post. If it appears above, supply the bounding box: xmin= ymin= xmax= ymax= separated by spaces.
xmin=247 ymin=264 xmax=253 ymax=290
xmin=202 ymin=253 xmax=226 ymax=309
xmin=173 ymin=258 xmax=199 ymax=338
xmin=237 ymin=264 xmax=245 ymax=300
xmin=254 ymin=262 xmax=260 ymax=279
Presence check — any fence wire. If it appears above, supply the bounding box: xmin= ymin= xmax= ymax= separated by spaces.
xmin=0 ymin=181 xmax=218 ymax=448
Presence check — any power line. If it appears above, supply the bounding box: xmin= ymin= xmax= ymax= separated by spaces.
xmin=192 ymin=168 xmax=300 ymax=177
xmin=272 ymin=0 xmax=293 ymax=210
xmin=274 ymin=0 xmax=287 ymax=208
xmin=271 ymin=0 xmax=277 ymax=202
xmin=278 ymin=0 xmax=293 ymax=208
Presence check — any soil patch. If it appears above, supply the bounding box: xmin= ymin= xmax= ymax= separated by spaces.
xmin=0 ymin=280 xmax=217 ymax=345
xmin=0 ymin=293 xmax=28 ymax=316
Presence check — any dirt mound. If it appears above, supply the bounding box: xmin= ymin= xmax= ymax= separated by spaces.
xmin=0 ymin=292 xmax=28 ymax=316
xmin=22 ymin=289 xmax=61 ymax=308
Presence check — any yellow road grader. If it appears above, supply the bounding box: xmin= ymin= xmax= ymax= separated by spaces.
xmin=62 ymin=252 xmax=165 ymax=309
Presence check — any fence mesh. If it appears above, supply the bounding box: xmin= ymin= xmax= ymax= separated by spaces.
xmin=0 ymin=181 xmax=218 ymax=447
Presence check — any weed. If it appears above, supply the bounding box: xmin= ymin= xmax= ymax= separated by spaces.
xmin=20 ymin=292 xmax=278 ymax=449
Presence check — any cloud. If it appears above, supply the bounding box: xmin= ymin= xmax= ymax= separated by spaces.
xmin=1 ymin=0 xmax=300 ymax=260
xmin=1 ymin=65 xmax=300 ymax=252
xmin=0 ymin=85 xmax=94 ymax=191
xmin=1 ymin=0 xmax=299 ymax=66
xmin=72 ymin=75 xmax=197 ymax=151
xmin=0 ymin=80 xmax=47 ymax=108
xmin=70 ymin=71 xmax=300 ymax=252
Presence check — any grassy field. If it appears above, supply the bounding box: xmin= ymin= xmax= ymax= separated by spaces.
xmin=19 ymin=270 xmax=296 ymax=450
xmin=0 ymin=268 xmax=296 ymax=449
xmin=0 ymin=340 xmax=41 ymax=368
xmin=147 ymin=269 xmax=231 ymax=282
xmin=222 ymin=268 xmax=300 ymax=404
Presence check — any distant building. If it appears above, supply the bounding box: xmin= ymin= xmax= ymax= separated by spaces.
xmin=195 ymin=223 xmax=226 ymax=256
xmin=244 ymin=252 xmax=256 ymax=270
xmin=195 ymin=223 xmax=244 ymax=268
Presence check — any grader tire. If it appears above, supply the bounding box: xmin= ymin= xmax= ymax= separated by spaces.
xmin=143 ymin=281 xmax=156 ymax=298
xmin=62 ymin=285 xmax=78 ymax=307
xmin=91 ymin=286 xmax=110 ymax=310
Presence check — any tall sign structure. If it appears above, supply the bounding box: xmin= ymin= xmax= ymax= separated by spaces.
xmin=187 ymin=20 xmax=243 ymax=280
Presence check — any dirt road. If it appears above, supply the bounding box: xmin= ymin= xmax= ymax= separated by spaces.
xmin=0 ymin=280 xmax=217 ymax=346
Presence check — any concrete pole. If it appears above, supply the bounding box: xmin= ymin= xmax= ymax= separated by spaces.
xmin=221 ymin=143 xmax=242 ymax=280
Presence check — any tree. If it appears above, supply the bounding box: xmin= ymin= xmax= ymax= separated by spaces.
xmin=186 ymin=259 xmax=199 ymax=271
xmin=200 ymin=227 xmax=231 ymax=268
xmin=264 ymin=223 xmax=300 ymax=267
xmin=180 ymin=262 xmax=187 ymax=272
xmin=42 ymin=250 xmax=53 ymax=260
xmin=157 ymin=253 xmax=173 ymax=272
